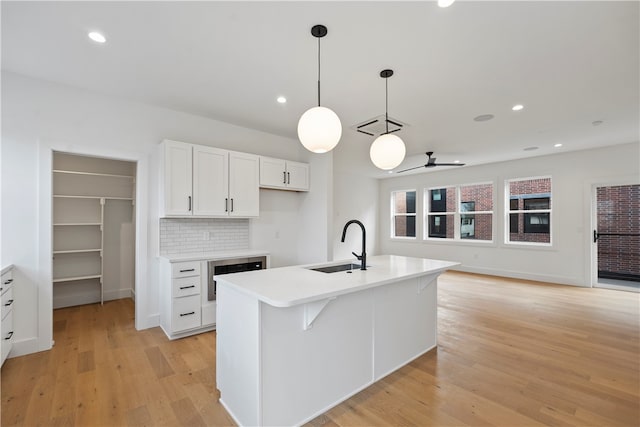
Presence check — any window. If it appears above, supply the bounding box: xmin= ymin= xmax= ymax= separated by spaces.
xmin=426 ymin=187 xmax=455 ymax=238
xmin=459 ymin=183 xmax=493 ymax=241
xmin=425 ymin=183 xmax=494 ymax=241
xmin=392 ymin=190 xmax=416 ymax=238
xmin=507 ymin=177 xmax=552 ymax=244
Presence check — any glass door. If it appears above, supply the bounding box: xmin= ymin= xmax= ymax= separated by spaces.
xmin=593 ymin=184 xmax=639 ymax=291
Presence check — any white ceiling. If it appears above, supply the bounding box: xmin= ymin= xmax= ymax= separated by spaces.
xmin=2 ymin=1 xmax=639 ymax=177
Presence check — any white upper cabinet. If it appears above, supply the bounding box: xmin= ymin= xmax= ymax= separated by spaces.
xmin=193 ymin=145 xmax=228 ymax=216
xmin=259 ymin=157 xmax=309 ymax=191
xmin=229 ymin=152 xmax=260 ymax=217
xmin=161 ymin=140 xmax=259 ymax=218
xmin=163 ymin=140 xmax=193 ymax=216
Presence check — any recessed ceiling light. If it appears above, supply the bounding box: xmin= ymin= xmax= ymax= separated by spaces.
xmin=512 ymin=104 xmax=524 ymax=111
xmin=473 ymin=114 xmax=494 ymax=122
xmin=276 ymin=96 xmax=287 ymax=104
xmin=88 ymin=32 xmax=106 ymax=43
xmin=438 ymin=0 xmax=456 ymax=8
xmin=592 ymin=120 xmax=603 ymax=126
xmin=554 ymin=143 xmax=563 ymax=148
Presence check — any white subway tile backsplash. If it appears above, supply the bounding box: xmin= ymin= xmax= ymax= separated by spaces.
xmin=159 ymin=218 xmax=250 ymax=255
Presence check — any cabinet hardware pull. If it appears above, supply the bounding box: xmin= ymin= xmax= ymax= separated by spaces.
xmin=283 ymin=171 xmax=287 ymax=184
xmin=4 ymin=299 xmax=13 ymax=307
xmin=225 ymin=198 xmax=228 ymax=212
xmin=188 ymin=196 xmax=192 ymax=211
xmin=179 ymin=311 xmax=195 ymax=317
xmin=179 ymin=268 xmax=195 ymax=273
xmin=287 ymin=172 xmax=290 ymax=184
xmin=179 ymin=285 xmax=195 ymax=290
xmin=4 ymin=331 xmax=13 ymax=340
xmin=3 ymin=279 xmax=13 ymax=285
xmin=231 ymin=198 xmax=234 ymax=212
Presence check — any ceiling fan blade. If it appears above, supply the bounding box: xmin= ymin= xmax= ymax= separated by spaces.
xmin=434 ymin=162 xmax=465 ymax=166
xmin=396 ymin=164 xmax=427 ymax=173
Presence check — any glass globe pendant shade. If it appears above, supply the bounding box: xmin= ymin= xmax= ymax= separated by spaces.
xmin=297 ymin=106 xmax=342 ymax=153
xmin=370 ymin=133 xmax=406 ymax=170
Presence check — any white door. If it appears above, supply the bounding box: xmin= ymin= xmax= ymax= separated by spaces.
xmin=193 ymin=146 xmax=228 ymax=216
xmin=229 ymin=152 xmax=259 ymax=217
xmin=285 ymin=161 xmax=309 ymax=191
xmin=259 ymin=157 xmax=287 ymax=189
xmin=163 ymin=141 xmax=193 ymax=216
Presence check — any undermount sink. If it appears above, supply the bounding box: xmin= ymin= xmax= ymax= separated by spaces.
xmin=309 ymin=263 xmax=363 ymax=273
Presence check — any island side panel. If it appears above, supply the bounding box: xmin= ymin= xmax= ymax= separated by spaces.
xmin=260 ymin=289 xmax=375 ymax=427
xmin=373 ymin=274 xmax=439 ymax=380
xmin=216 ymin=282 xmax=261 ymax=427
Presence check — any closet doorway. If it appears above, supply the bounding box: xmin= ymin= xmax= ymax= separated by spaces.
xmin=52 ymin=152 xmax=136 ymax=308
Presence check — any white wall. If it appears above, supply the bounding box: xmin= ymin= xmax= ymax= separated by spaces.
xmin=1 ymin=71 xmax=332 ymax=356
xmin=331 ymin=133 xmax=379 ymax=262
xmin=379 ymin=142 xmax=640 ymax=286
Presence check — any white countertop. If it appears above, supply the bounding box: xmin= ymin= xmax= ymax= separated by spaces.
xmin=1 ymin=265 xmax=14 ymax=276
xmin=215 ymin=255 xmax=459 ymax=307
xmin=159 ymin=249 xmax=270 ymax=263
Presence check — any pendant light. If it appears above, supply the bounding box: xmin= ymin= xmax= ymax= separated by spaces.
xmin=297 ymin=25 xmax=342 ymax=154
xmin=370 ymin=69 xmax=406 ymax=170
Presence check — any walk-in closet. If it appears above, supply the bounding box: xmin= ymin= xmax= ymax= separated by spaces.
xmin=52 ymin=152 xmax=136 ymax=309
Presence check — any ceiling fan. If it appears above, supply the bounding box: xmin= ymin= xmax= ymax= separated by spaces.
xmin=396 ymin=151 xmax=465 ymax=173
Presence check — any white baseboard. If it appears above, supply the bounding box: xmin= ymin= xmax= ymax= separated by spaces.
xmin=9 ymin=337 xmax=40 ymax=358
xmin=104 ymin=288 xmax=134 ymax=301
xmin=451 ymin=265 xmax=586 ymax=287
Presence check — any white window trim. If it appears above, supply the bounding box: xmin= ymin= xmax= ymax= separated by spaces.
xmin=504 ymin=176 xmax=553 ymax=247
xmin=391 ymin=189 xmax=417 ymax=239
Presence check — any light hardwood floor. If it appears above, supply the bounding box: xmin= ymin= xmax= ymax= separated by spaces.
xmin=2 ymin=272 xmax=639 ymax=426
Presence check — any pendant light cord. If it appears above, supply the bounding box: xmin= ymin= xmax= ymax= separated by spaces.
xmin=317 ymin=36 xmax=321 ymax=107
xmin=385 ymin=77 xmax=389 ymax=134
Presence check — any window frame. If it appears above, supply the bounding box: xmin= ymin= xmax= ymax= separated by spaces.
xmin=504 ymin=176 xmax=553 ymax=247
xmin=424 ymin=181 xmax=495 ymax=243
xmin=390 ymin=189 xmax=417 ymax=239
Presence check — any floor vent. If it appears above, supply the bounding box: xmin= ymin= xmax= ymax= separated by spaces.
xmin=351 ymin=115 xmax=407 ymax=136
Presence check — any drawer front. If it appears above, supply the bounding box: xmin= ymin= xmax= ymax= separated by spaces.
xmin=172 ymin=276 xmax=200 ymax=298
xmin=171 ymin=261 xmax=201 ymax=279
xmin=172 ymin=295 xmax=201 ymax=332
xmin=1 ymin=286 xmax=14 ymax=321
xmin=1 ymin=270 xmax=13 ymax=295
xmin=1 ymin=309 xmax=13 ymax=364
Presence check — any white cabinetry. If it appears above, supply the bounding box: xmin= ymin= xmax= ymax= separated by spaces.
xmin=259 ymin=156 xmax=309 ymax=191
xmin=1 ymin=267 xmax=15 ymax=366
xmin=159 ymin=259 xmax=216 ymax=340
xmin=52 ymin=152 xmax=136 ymax=309
xmin=161 ymin=140 xmax=259 ymax=217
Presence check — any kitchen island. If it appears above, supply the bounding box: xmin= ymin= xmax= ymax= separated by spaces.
xmin=215 ymin=255 xmax=458 ymax=427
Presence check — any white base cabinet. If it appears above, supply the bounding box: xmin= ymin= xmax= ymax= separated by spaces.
xmin=159 ymin=259 xmax=215 ymax=340
xmin=217 ymin=273 xmax=440 ymax=427
xmin=1 ymin=267 xmax=16 ymax=366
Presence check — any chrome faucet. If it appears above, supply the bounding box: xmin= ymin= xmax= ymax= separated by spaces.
xmin=341 ymin=219 xmax=366 ymax=270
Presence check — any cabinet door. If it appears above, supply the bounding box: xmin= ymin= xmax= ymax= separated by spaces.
xmin=259 ymin=157 xmax=287 ymax=189
xmin=286 ymin=161 xmax=310 ymax=191
xmin=229 ymin=152 xmax=260 ymax=217
xmin=193 ymin=146 xmax=228 ymax=216
xmin=163 ymin=141 xmax=193 ymax=216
